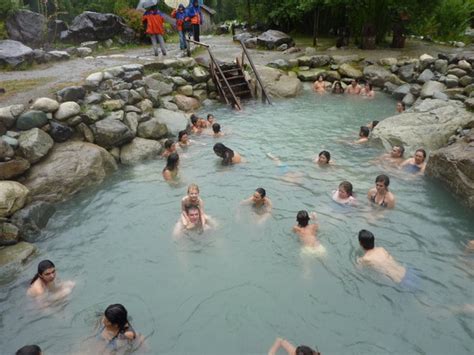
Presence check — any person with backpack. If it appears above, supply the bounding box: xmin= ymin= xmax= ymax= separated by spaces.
xmin=171 ymin=3 xmax=187 ymax=54
xmin=142 ymin=5 xmax=167 ymax=56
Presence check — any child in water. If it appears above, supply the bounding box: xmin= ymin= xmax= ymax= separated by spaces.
xmin=332 ymin=181 xmax=356 ymax=205
xmin=181 ymin=184 xmax=207 ymax=227
xmin=293 ymin=210 xmax=326 ymax=256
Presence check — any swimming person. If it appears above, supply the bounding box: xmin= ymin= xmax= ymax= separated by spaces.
xmin=173 ymin=205 xmax=212 ymax=237
xmin=162 ymin=152 xmax=179 ymax=181
xmin=357 ymin=230 xmax=414 ymax=286
xmin=161 ymin=139 xmax=177 ymax=158
xmin=292 ymin=210 xmax=326 ymax=255
xmin=213 ymin=143 xmax=241 ymax=165
xmin=401 ymin=148 xmax=427 ymax=175
xmin=181 ymin=184 xmax=207 ymax=227
xmin=315 ymin=150 xmax=331 ymax=165
xmin=207 ymin=114 xmax=216 ymax=126
xmin=268 ymin=337 xmax=321 ymax=355
xmin=331 ymin=81 xmax=344 ymax=94
xmin=355 ymin=126 xmax=370 ymax=144
xmin=190 ymin=114 xmax=203 ymax=134
xmin=360 ymin=82 xmax=375 ymax=97
xmin=178 ymin=130 xmax=190 ymax=148
xmin=345 ymin=79 xmax=361 ymax=95
xmin=396 ymin=101 xmax=406 ymax=113
xmin=241 ymin=188 xmax=272 ymax=224
xmin=27 ymin=260 xmax=75 ymax=299
xmin=15 ymin=345 xmax=42 ymax=355
xmin=332 ymin=181 xmax=356 ymax=205
xmin=212 ymin=123 xmax=223 ymax=137
xmin=312 ymin=75 xmax=326 ymax=93
xmin=367 ymin=174 xmax=395 ymax=209
xmin=96 ymin=304 xmax=138 ymax=353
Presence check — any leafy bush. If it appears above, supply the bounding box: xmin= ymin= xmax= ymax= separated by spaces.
xmin=117 ymin=8 xmax=144 ymax=38
xmin=433 ymin=0 xmax=474 ymax=40
xmin=0 ymin=0 xmax=18 ymax=20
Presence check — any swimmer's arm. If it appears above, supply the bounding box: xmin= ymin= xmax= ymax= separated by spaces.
xmin=27 ymin=283 xmax=43 ymax=297
xmin=400 ymin=158 xmax=411 ymax=168
xmin=419 ymin=164 xmax=426 ymax=174
xmin=268 ymin=337 xmax=296 ymax=355
xmin=162 ymin=170 xmax=172 ymax=181
xmin=240 ymin=197 xmax=253 ymax=205
xmin=386 ymin=196 xmax=395 ymax=209
xmin=265 ymin=198 xmax=273 ymax=213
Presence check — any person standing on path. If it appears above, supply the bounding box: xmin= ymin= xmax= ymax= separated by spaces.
xmin=186 ymin=0 xmax=202 ymax=42
xmin=171 ymin=3 xmax=187 ymax=54
xmin=142 ymin=5 xmax=167 ymax=56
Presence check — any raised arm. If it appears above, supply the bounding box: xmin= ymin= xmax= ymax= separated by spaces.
xmin=268 ymin=337 xmax=296 ymax=355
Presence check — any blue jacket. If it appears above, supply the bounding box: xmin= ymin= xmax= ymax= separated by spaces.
xmin=186 ymin=1 xmax=203 ymax=25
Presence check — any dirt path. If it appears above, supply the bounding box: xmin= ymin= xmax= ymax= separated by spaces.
xmin=0 ymin=34 xmax=471 ymax=107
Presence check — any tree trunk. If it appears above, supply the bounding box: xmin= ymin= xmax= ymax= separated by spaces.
xmin=246 ymin=0 xmax=251 ymax=25
xmin=312 ymin=7 xmax=320 ymax=47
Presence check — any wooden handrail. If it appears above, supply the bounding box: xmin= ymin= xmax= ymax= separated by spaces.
xmin=237 ymin=40 xmax=272 ymax=105
xmin=186 ymin=38 xmax=242 ymax=110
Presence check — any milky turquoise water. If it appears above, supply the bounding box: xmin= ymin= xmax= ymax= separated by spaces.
xmin=1 ymin=88 xmax=473 ymax=354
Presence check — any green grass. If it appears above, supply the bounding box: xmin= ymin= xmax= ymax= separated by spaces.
xmin=0 ymin=77 xmax=53 ymax=99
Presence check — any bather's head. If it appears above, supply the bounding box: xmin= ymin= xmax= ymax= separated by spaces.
xmin=212 ymin=123 xmax=221 ymax=134
xmin=104 ymin=304 xmax=129 ymax=332
xmin=359 ymin=126 xmax=370 ymax=138
xmin=391 ymin=145 xmax=404 ymax=158
xmin=414 ymin=148 xmax=427 ymax=164
xmin=31 ymin=260 xmax=56 ymax=285
xmin=166 ymin=152 xmax=180 ymax=170
xmin=295 ymin=345 xmax=321 ymax=355
xmin=296 ymin=210 xmax=310 ymax=227
xmin=318 ymin=150 xmax=331 ymax=164
xmin=358 ymin=229 xmax=375 ymax=250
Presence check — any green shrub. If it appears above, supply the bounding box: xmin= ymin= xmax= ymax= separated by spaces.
xmin=433 ymin=0 xmax=474 ymax=40
xmin=117 ymin=7 xmax=144 ymax=37
xmin=0 ymin=0 xmax=18 ymax=20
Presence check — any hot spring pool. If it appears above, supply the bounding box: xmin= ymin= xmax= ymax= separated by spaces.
xmin=1 ymin=89 xmax=473 ymax=354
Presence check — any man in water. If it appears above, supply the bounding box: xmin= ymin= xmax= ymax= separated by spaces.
xmin=358 ymin=230 xmax=417 ymax=288
xmin=384 ymin=145 xmax=405 ymax=165
xmin=346 ymin=79 xmax=361 ymax=94
xmin=173 ymin=205 xmax=211 ymax=237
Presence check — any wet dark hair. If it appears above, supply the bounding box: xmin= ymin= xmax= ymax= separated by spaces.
xmin=371 ymin=120 xmax=379 ymax=129
xmin=295 ymin=345 xmax=321 ymax=355
xmin=359 ymin=126 xmax=370 ymax=138
xmin=207 ymin=114 xmax=214 ymax=120
xmin=397 ymin=101 xmax=406 ymax=110
xmin=415 ymin=148 xmax=427 ymax=160
xmin=213 ymin=143 xmax=234 ymax=165
xmin=318 ymin=150 xmax=330 ymax=163
xmin=30 ymin=259 xmax=55 ymax=285
xmin=255 ymin=187 xmax=266 ymax=198
xmin=190 ymin=114 xmax=199 ymax=126
xmin=178 ymin=130 xmax=188 ymax=142
xmin=296 ymin=210 xmax=310 ymax=227
xmin=375 ymin=174 xmax=390 ymax=187
xmin=164 ymin=152 xmax=179 ymax=172
xmin=15 ymin=345 xmax=42 ymax=355
xmin=332 ymin=81 xmax=343 ymax=93
xmin=185 ymin=204 xmax=200 ymax=215
xmin=164 ymin=139 xmax=175 ymax=150
xmin=339 ymin=181 xmax=353 ymax=196
xmin=104 ymin=304 xmax=130 ymax=334
xmin=397 ymin=145 xmax=405 ymax=156
xmin=359 ymin=229 xmax=375 ymax=250
xmin=366 ymin=83 xmax=373 ymax=91
xmin=212 ymin=123 xmax=221 ymax=134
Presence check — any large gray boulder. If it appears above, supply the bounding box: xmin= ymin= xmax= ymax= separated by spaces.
xmin=137 ymin=117 xmax=169 ymax=140
xmin=16 ymin=110 xmax=48 ymax=130
xmin=257 ymin=30 xmax=294 ymax=50
xmin=153 ymin=109 xmax=188 ymax=135
xmin=11 ymin=201 xmax=56 ymax=242
xmin=0 ymin=158 xmax=30 ymax=180
xmin=90 ymin=119 xmax=135 ymax=149
xmin=0 ymin=181 xmax=29 ymax=217
xmin=18 ymin=128 xmax=54 ymax=163
xmin=256 ymin=65 xmax=303 ymax=98
xmin=23 ymin=141 xmax=117 ymax=202
xmin=0 ymin=242 xmax=36 ymax=269
xmin=120 ymin=137 xmax=162 ymax=165
xmin=144 ymin=77 xmax=173 ymax=96
xmin=426 ymin=132 xmax=474 ymax=208
xmin=0 ymin=104 xmax=25 ymax=129
xmin=420 ymin=81 xmax=447 ymax=99
xmin=0 ymin=40 xmax=33 ymax=68
xmin=371 ymin=99 xmax=474 ymax=153
xmin=338 ymin=63 xmax=363 ymax=79
xmin=6 ymin=10 xmax=46 ymax=48
xmin=363 ymin=65 xmax=396 ymax=87
xmin=62 ymin=11 xmax=132 ymax=43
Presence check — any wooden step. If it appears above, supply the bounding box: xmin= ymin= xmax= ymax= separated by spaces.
xmin=222 ymin=75 xmax=245 ymax=81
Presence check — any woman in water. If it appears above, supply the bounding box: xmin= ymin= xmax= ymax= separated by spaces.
xmin=355 ymin=126 xmax=370 ymax=144
xmin=360 ymin=82 xmax=375 ymax=97
xmin=161 ymin=139 xmax=176 ymax=158
xmin=190 ymin=114 xmax=203 ymax=134
xmin=312 ymin=75 xmax=326 ymax=93
xmin=268 ymin=337 xmax=321 ymax=355
xmin=96 ymin=304 xmax=138 ymax=352
xmin=331 ymin=81 xmax=344 ymax=94
xmin=178 ymin=130 xmax=190 ymax=149
xmin=396 ymin=101 xmax=406 ymax=113
xmin=400 ymin=148 xmax=427 ymax=175
xmin=27 ymin=260 xmax=75 ymax=299
xmin=315 ymin=150 xmax=331 ymax=165
xmin=162 ymin=152 xmax=179 ymax=181
xmin=367 ymin=174 xmax=396 ymax=208
xmin=213 ymin=143 xmax=241 ymax=165
xmin=332 ymin=181 xmax=356 ymax=205
xmin=241 ymin=188 xmax=272 ymax=223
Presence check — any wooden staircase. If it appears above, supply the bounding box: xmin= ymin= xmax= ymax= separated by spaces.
xmin=186 ymin=39 xmax=271 ymax=110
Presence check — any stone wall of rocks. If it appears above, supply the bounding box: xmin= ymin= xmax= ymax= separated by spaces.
xmin=267 ymin=49 xmax=474 ymax=111
xmin=0 ymin=57 xmax=219 ymax=270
